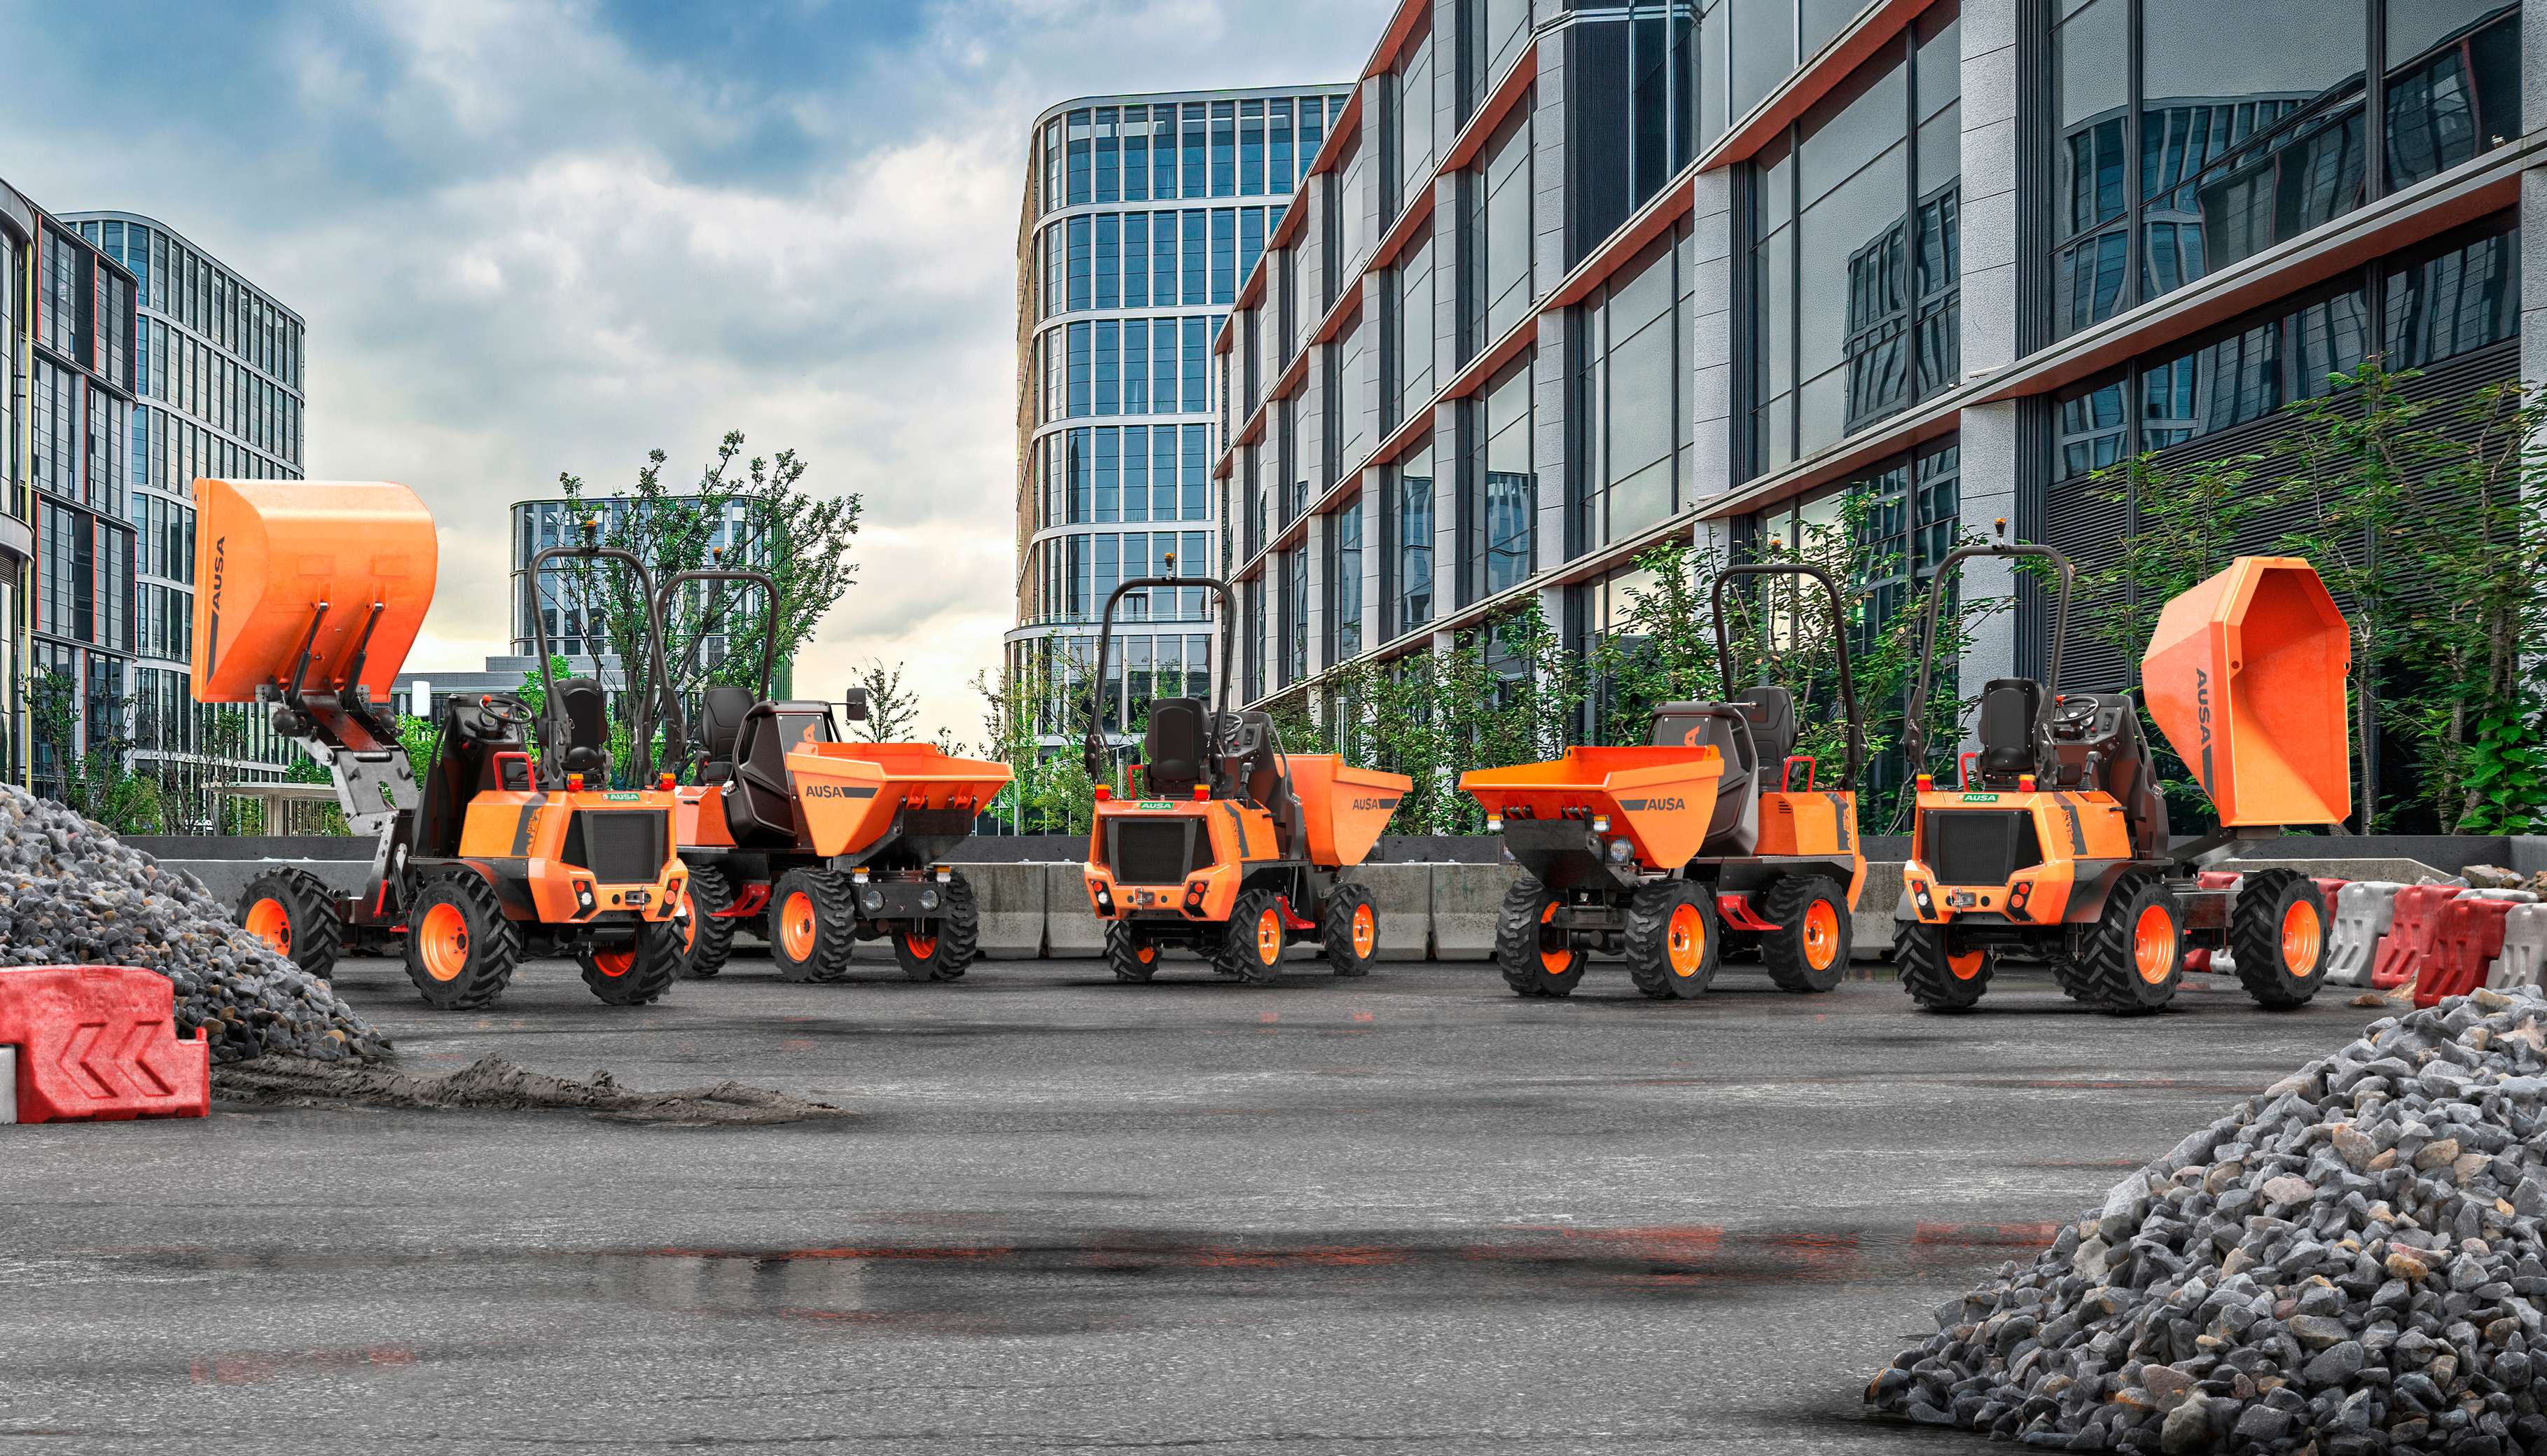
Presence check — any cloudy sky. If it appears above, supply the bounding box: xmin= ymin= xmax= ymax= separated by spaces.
xmin=1 ymin=0 xmax=1384 ymax=741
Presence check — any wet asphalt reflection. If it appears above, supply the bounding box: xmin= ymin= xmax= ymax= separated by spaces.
xmin=0 ymin=950 xmax=2385 ymax=1453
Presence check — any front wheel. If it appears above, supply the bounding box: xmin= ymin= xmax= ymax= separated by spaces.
xmin=892 ymin=873 xmax=980 ymax=982
xmin=402 ymin=875 xmax=521 ymax=1011
xmin=237 ymin=868 xmax=345 ymax=980
xmin=2078 ymin=878 xmax=2184 ymax=1015
xmin=1759 ymin=875 xmax=1852 ymax=993
xmin=1216 ymin=889 xmax=1289 ymax=985
xmin=1322 ymin=882 xmax=1380 ymax=976
xmin=1106 ymin=920 xmax=1162 ymax=982
xmin=770 ymin=868 xmax=856 ymax=984
xmin=2229 ymin=869 xmax=2329 ymax=1008
xmin=580 ymin=919 xmax=683 ymax=1006
xmin=1494 ymin=878 xmax=1584 ymax=997
xmin=1626 ymin=880 xmax=1719 ymax=1000
xmin=1895 ymin=921 xmax=1990 ymax=1011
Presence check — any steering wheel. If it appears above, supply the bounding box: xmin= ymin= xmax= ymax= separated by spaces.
xmin=478 ymin=695 xmax=535 ymax=730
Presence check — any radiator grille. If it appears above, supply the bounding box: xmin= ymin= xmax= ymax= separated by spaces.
xmin=1110 ymin=820 xmax=1196 ymax=885
xmin=1927 ymin=810 xmax=2043 ymax=887
xmin=563 ymin=809 xmax=667 ymax=885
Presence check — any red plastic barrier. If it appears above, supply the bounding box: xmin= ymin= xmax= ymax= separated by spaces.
xmin=2374 ymin=885 xmax=2461 ymax=990
xmin=2413 ymin=899 xmax=2518 ymax=1008
xmin=0 ymin=966 xmax=210 ymax=1123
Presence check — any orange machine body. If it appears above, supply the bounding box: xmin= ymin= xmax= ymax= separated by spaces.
xmin=2140 ymin=555 xmax=2352 ymax=828
xmin=1462 ymin=747 xmax=1730 ymax=871
xmin=451 ymin=788 xmax=689 ymax=926
xmin=1083 ymin=796 xmax=1284 ymax=923
xmin=191 ymin=478 xmax=436 ymax=705
xmin=783 ymin=744 xmax=1016 ymax=859
xmin=1897 ymin=786 xmax=2137 ymax=927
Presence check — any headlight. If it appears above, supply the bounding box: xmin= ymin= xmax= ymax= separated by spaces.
xmin=1591 ymin=814 xmax=1611 ymax=833
xmin=861 ymin=889 xmax=885 ymax=913
xmin=919 ymin=889 xmax=941 ymax=911
xmin=1606 ymin=837 xmax=1634 ymax=864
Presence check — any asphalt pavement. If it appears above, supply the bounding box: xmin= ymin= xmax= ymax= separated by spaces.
xmin=0 ymin=948 xmax=2388 ymax=1454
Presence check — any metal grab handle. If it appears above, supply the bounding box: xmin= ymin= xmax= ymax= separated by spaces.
xmin=1782 ymin=755 xmax=1817 ymax=793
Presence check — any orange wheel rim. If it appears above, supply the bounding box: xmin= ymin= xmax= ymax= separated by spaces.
xmin=1351 ymin=903 xmax=1376 ymax=959
xmin=1539 ymin=901 xmax=1571 ymax=976
xmin=2281 ymin=900 xmax=2322 ymax=976
xmin=780 ymin=892 xmax=817 ymax=962
xmin=1136 ymin=943 xmax=1157 ymax=964
xmin=1667 ymin=902 xmax=1707 ymax=977
xmin=1801 ymin=899 xmax=1840 ymax=971
xmin=905 ymin=931 xmax=938 ymax=960
xmin=1255 ymin=908 xmax=1283 ymax=963
xmin=244 ymin=899 xmax=291 ymax=955
xmin=2134 ymin=904 xmax=2177 ymax=983
xmin=591 ymin=947 xmax=634 ymax=978
xmin=1946 ymin=945 xmax=1984 ymax=981
xmin=418 ymin=902 xmax=470 ymax=983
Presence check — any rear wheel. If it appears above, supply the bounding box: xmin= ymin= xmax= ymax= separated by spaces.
xmin=2229 ymin=869 xmax=2329 ymax=1008
xmin=893 ymin=873 xmax=980 ymax=981
xmin=236 ymin=868 xmax=344 ymax=980
xmin=1627 ymin=880 xmax=1719 ymax=999
xmin=1106 ymin=920 xmax=1162 ymax=982
xmin=678 ymin=864 xmax=739 ymax=979
xmin=1322 ymin=882 xmax=1380 ymax=977
xmin=402 ymin=875 xmax=521 ymax=1011
xmin=1896 ymin=921 xmax=1990 ymax=1011
xmin=1494 ymin=878 xmax=1585 ymax=997
xmin=1760 ymin=875 xmax=1852 ymax=993
xmin=579 ymin=919 xmax=683 ymax=1006
xmin=1215 ymin=889 xmax=1289 ymax=985
xmin=2077 ymin=878 xmax=2183 ymax=1015
xmin=770 ymin=868 xmax=856 ymax=984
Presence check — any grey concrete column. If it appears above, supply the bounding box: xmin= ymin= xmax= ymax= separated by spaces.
xmin=1954 ymin=401 xmax=2020 ymax=752
xmin=1957 ymin=0 xmax=2022 ymax=377
xmin=1533 ymin=305 xmax=1569 ymax=573
xmin=1533 ymin=25 xmax=1569 ymax=293
xmin=2522 ymin=167 xmax=2547 ymax=387
xmin=1691 ymin=169 xmax=1736 ymax=503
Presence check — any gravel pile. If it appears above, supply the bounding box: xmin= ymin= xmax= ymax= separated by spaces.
xmin=0 ymin=786 xmax=388 ymax=1063
xmin=1871 ymin=987 xmax=2547 ymax=1454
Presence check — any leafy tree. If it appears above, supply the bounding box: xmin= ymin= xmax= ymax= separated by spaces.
xmin=854 ymin=660 xmax=920 ymax=744
xmin=553 ymin=431 xmax=862 ymax=780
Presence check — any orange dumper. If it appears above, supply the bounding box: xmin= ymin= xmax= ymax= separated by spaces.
xmin=1077 ymin=569 xmax=1411 ymax=984
xmin=1462 ymin=564 xmax=1866 ymax=999
xmin=1893 ymin=549 xmax=2350 ymax=1013
xmin=652 ymin=567 xmax=1013 ymax=983
xmin=197 ymin=481 xmax=693 ymax=1010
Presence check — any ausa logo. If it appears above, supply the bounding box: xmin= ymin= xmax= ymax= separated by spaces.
xmin=1617 ymin=797 xmax=1688 ymax=812
xmin=2193 ymin=667 xmax=2216 ymax=791
xmin=1352 ymin=796 xmax=1401 ymax=811
xmin=803 ymin=784 xmax=879 ymax=800
xmin=206 ymin=535 xmax=227 ymax=667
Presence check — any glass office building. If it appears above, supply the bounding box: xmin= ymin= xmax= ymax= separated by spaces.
xmin=60 ymin=211 xmax=309 ymax=818
xmin=1207 ymin=0 xmax=2529 ymax=779
xmin=1009 ymin=85 xmax=1352 ymax=751
xmin=0 ymin=182 xmax=40 ymax=787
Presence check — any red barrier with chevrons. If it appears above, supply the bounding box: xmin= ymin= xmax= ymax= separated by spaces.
xmin=2373 ymin=885 xmax=2462 ymax=991
xmin=0 ymin=966 xmax=209 ymax=1123
xmin=2412 ymin=898 xmax=2518 ymax=1009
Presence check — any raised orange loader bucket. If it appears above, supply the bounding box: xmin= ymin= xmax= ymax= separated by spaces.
xmin=785 ymin=743 xmax=1015 ymax=859
xmin=2141 ymin=556 xmax=2352 ymax=828
xmin=1461 ymin=747 xmax=1726 ymax=868
xmin=190 ymin=479 xmax=437 ymax=705
xmin=1284 ymin=756 xmax=1412 ymax=868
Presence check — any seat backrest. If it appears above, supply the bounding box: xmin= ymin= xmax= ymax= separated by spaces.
xmin=697 ymin=684 xmax=754 ymax=772
xmin=1976 ymin=678 xmax=2041 ymax=786
xmin=1735 ymin=686 xmax=1797 ymax=774
xmin=555 ymin=677 xmax=611 ymax=780
xmin=722 ymin=700 xmax=840 ymax=847
xmin=1649 ymin=701 xmax=1761 ymax=854
xmin=1144 ymin=697 xmax=1209 ymax=795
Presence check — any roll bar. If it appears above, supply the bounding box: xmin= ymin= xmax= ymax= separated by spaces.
xmin=527 ymin=538 xmax=678 ymax=788
xmin=1710 ymin=562 xmax=1864 ymax=794
xmin=1081 ymin=566 xmax=1237 ymax=784
xmin=1901 ymin=543 xmax=2074 ymax=784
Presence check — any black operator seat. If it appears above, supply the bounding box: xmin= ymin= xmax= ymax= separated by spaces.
xmin=694 ymin=684 xmax=754 ymax=786
xmin=2046 ymin=692 xmax=2170 ymax=857
xmin=1220 ymin=710 xmax=1306 ymax=857
xmin=555 ymin=677 xmax=611 ymax=781
xmin=1142 ymin=697 xmax=1210 ymax=796
xmin=1649 ymin=701 xmax=1762 ymax=856
xmin=723 ymin=700 xmax=842 ymax=847
xmin=1974 ymin=678 xmax=2043 ymax=789
xmin=1735 ymin=686 xmax=1798 ymax=773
